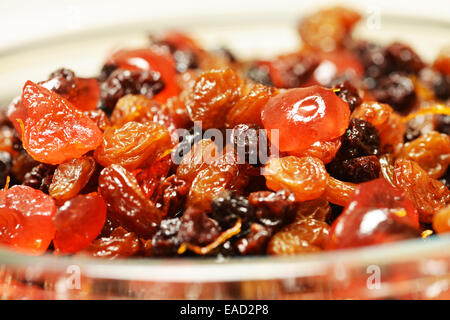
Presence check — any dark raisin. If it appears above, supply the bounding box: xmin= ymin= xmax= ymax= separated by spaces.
xmin=385 ymin=42 xmax=425 ymax=75
xmin=100 ymin=69 xmax=165 ymax=110
xmin=371 ymin=72 xmax=416 ymax=113
xmin=150 ymin=175 xmax=189 ymax=217
xmin=0 ymin=151 xmax=12 ymax=188
xmin=46 ymin=68 xmax=76 ymax=95
xmin=433 ymin=73 xmax=450 ymax=101
xmin=98 ymin=63 xmax=118 ymax=82
xmin=403 ymin=115 xmax=436 ymax=142
xmin=246 ymin=64 xmax=273 ymax=87
xmin=178 ymin=207 xmax=221 ymax=246
xmin=234 ymin=223 xmax=271 ymax=255
xmin=339 ymin=118 xmax=381 ymax=158
xmin=211 ymin=193 xmax=255 ymax=229
xmin=333 ymin=80 xmax=362 ymax=111
xmin=436 ymin=114 xmax=450 ymax=135
xmin=22 ymin=163 xmax=55 ymax=193
xmin=351 ymin=41 xmax=389 ymax=80
xmin=276 ymin=55 xmax=318 ymax=88
xmin=327 ymin=155 xmax=380 ymax=183
xmin=151 ymin=217 xmax=182 ymax=256
xmin=248 ymin=190 xmax=296 ymax=228
xmin=229 ymin=124 xmax=268 ymax=166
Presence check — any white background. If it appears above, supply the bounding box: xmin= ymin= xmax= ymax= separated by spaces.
xmin=0 ymin=0 xmax=449 ymax=52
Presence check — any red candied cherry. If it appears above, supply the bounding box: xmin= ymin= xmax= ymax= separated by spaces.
xmin=53 ymin=193 xmax=107 ymax=255
xmin=107 ymin=48 xmax=179 ymax=103
xmin=21 ymin=81 xmax=102 ymax=164
xmin=8 ymin=72 xmax=100 ymax=136
xmin=0 ymin=185 xmax=56 ymax=255
xmin=262 ymin=85 xmax=350 ymax=153
xmin=327 ymin=178 xmax=420 ymax=250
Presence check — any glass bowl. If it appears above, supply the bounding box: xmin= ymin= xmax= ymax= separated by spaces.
xmin=1 ymin=9 xmax=449 ymax=300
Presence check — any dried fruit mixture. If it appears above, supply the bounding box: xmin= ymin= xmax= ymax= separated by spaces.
xmin=0 ymin=7 xmax=449 ymax=259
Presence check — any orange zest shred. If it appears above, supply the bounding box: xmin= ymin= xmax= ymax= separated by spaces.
xmin=177 ymin=218 xmax=242 ymax=255
xmin=4 ymin=176 xmax=10 ymax=190
xmin=16 ymin=119 xmax=25 ymax=139
xmin=401 ymin=104 xmax=450 ymax=123
xmin=158 ymin=148 xmax=175 ymax=161
xmin=421 ymin=230 xmax=434 ymax=239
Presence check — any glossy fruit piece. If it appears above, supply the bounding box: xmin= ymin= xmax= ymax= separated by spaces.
xmin=134 ymin=152 xmax=172 ymax=198
xmin=186 ymin=68 xmax=242 ymax=129
xmin=327 ymin=178 xmax=420 ymax=250
xmin=99 ymin=164 xmax=162 ymax=238
xmin=110 ymin=94 xmax=160 ymax=127
xmin=49 ymin=156 xmax=96 ymax=203
xmin=21 ymin=81 xmax=102 ymax=164
xmin=7 ymin=75 xmax=100 ymax=136
xmin=226 ymin=82 xmax=277 ymax=128
xmin=0 ymin=185 xmax=56 ymax=255
xmin=323 ymin=176 xmax=356 ymax=207
xmin=94 ymin=121 xmax=173 ymax=171
xmin=80 ymin=226 xmax=141 ymax=259
xmin=392 ymin=159 xmax=450 ymax=223
xmin=267 ymin=218 xmax=330 ymax=255
xmin=398 ymin=131 xmax=450 ymax=179
xmin=292 ymin=138 xmax=341 ymax=164
xmin=262 ymin=86 xmax=350 ymax=153
xmin=176 ymin=139 xmax=219 ymax=185
xmin=107 ymin=48 xmax=179 ymax=103
xmin=433 ymin=205 xmax=450 ymax=234
xmin=187 ymin=151 xmax=249 ymax=212
xmin=263 ymin=156 xmax=328 ymax=202
xmin=53 ymin=193 xmax=107 ymax=255
xmin=295 ymin=197 xmax=331 ymax=222
xmin=298 ymin=7 xmax=361 ymax=51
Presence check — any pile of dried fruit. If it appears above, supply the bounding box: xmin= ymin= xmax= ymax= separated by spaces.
xmin=0 ymin=7 xmax=449 ymax=259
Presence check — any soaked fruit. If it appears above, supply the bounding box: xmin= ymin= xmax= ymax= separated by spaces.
xmin=53 ymin=193 xmax=107 ymax=255
xmin=298 ymin=7 xmax=361 ymax=52
xmin=80 ymin=226 xmax=141 ymax=259
xmin=0 ymin=185 xmax=56 ymax=255
xmin=263 ymin=156 xmax=328 ymax=202
xmin=432 ymin=205 xmax=450 ymax=234
xmin=339 ymin=118 xmax=380 ymax=158
xmin=187 ymin=151 xmax=249 ymax=212
xmin=327 ymin=155 xmax=381 ymax=183
xmin=267 ymin=218 xmax=330 ymax=255
xmin=262 ymin=86 xmax=350 ymax=153
xmin=398 ymin=131 xmax=450 ymax=179
xmin=186 ymin=68 xmax=241 ymax=129
xmin=49 ymin=156 xmax=96 ymax=203
xmin=21 ymin=81 xmax=102 ymax=164
xmin=293 ymin=138 xmax=341 ymax=164
xmin=392 ymin=159 xmax=450 ymax=223
xmin=176 ymin=139 xmax=219 ymax=185
xmin=323 ymin=176 xmax=356 ymax=207
xmin=83 ymin=109 xmax=111 ymax=131
xmin=110 ymin=94 xmax=160 ymax=127
xmin=94 ymin=121 xmax=173 ymax=171
xmin=327 ymin=179 xmax=420 ymax=250
xmin=226 ymin=83 xmax=276 ymax=128
xmin=295 ymin=197 xmax=331 ymax=222
xmin=99 ymin=164 xmax=162 ymax=238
